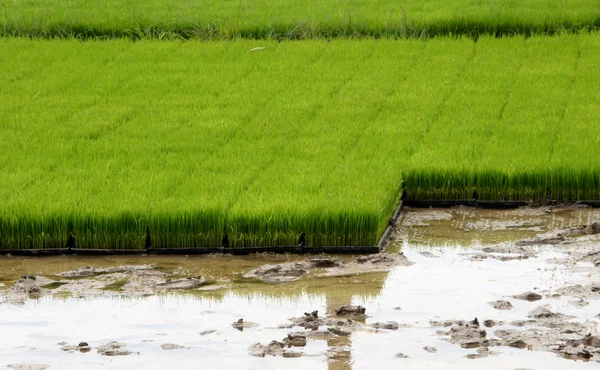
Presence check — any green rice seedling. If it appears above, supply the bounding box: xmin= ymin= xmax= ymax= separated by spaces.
xmin=550 ymin=34 xmax=600 ymax=200
xmin=1 ymin=0 xmax=599 ymax=40
xmin=1 ymin=35 xmax=599 ymax=249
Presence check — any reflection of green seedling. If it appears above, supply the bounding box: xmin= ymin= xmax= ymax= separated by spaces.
xmin=101 ymin=280 xmax=130 ymax=292
xmin=41 ymin=282 xmax=69 ymax=290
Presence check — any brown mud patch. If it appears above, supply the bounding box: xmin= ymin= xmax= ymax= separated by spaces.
xmin=96 ymin=341 xmax=137 ymax=356
xmin=395 ymin=205 xmax=600 ymax=246
xmin=438 ymin=316 xmax=600 ymax=361
xmin=243 ymin=253 xmax=413 ymax=283
xmin=7 ymin=365 xmax=49 ymax=370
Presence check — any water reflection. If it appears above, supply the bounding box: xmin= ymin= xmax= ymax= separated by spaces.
xmin=326 ymin=291 xmax=354 ymax=370
xmin=0 ymin=255 xmax=390 ymax=370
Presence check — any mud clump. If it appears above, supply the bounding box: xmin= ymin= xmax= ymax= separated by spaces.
xmin=96 ymin=341 xmax=136 ymax=356
xmin=328 ymin=327 xmax=352 ymax=336
xmin=121 ymin=269 xmax=193 ymax=295
xmin=325 ymin=319 xmax=363 ymax=335
xmin=489 ymin=300 xmax=513 ymax=310
xmin=10 ymin=264 xmax=192 ymax=299
xmin=395 ymin=352 xmax=409 ymax=358
xmin=483 ymin=320 xmax=497 ymax=328
xmin=10 ymin=275 xmax=55 ymax=302
xmin=560 ymin=335 xmax=600 ymax=361
xmin=249 ymin=341 xmax=303 ymax=358
xmin=283 ymin=334 xmax=307 ymax=347
xmin=304 ymin=256 xmax=343 ymax=268
xmin=465 ymin=346 xmax=501 ymax=359
xmin=472 ymin=247 xmax=533 ymax=261
xmin=559 ymin=222 xmax=600 ymax=236
xmin=497 ymin=328 xmax=600 ymax=360
xmin=155 ymin=276 xmax=205 ymax=290
xmin=290 ymin=310 xmax=321 ymax=330
xmin=513 ymin=291 xmax=543 ymax=302
xmin=558 ymin=333 xmax=600 ymax=361
xmin=12 ymin=275 xmax=47 ymax=293
xmin=335 ymin=305 xmax=366 ymax=317
xmin=438 ymin=320 xmax=497 ymax=349
xmin=554 ymin=284 xmax=600 ymax=300
xmin=288 ymin=309 xmax=373 ymax=335
xmin=511 ymin=221 xmax=600 ymax=251
xmin=7 ymin=365 xmax=49 ymax=370
xmin=430 ymin=319 xmax=472 ymax=328
xmin=56 ymin=265 xmax=156 ymax=278
xmin=515 ymin=236 xmax=565 ymax=246
xmin=243 ymin=263 xmax=308 ymax=284
xmin=505 ymin=328 xmax=540 ymax=349
xmin=569 ymin=299 xmax=590 ymax=308
xmin=437 ymin=312 xmax=600 ymax=361
xmin=199 ymin=330 xmax=216 ymax=336
xmin=318 ymin=252 xmax=414 ymax=277
xmin=354 ymin=252 xmax=413 ymax=267
xmin=527 ymin=306 xmax=571 ymax=320
xmin=582 ymin=334 xmax=600 ymax=348
xmin=245 ymin=253 xmax=413 ymax=283
xmin=370 ymin=321 xmax=400 ymax=330
xmin=160 ymin=343 xmax=187 ymax=350
xmin=232 ymin=318 xmax=259 ymax=331
xmin=423 ymin=346 xmax=437 ymax=353
xmin=60 ymin=341 xmax=91 ymax=353
xmin=507 ymin=339 xmax=528 ymax=349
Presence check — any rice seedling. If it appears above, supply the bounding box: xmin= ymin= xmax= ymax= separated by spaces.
xmin=0 ymin=34 xmax=599 ymax=249
xmin=0 ymin=0 xmax=598 ymax=40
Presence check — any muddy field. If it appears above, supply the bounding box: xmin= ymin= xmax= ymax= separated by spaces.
xmin=1 ymin=206 xmax=600 ymax=370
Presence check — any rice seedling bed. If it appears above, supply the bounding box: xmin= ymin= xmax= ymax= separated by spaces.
xmin=403 ymin=200 xmax=600 ymax=209
xmin=0 ymin=245 xmax=383 ymax=256
xmin=1 ymin=34 xmax=599 ymax=249
xmin=1 ymin=0 xmax=599 ymax=40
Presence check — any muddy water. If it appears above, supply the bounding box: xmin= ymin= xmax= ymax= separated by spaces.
xmin=1 ymin=206 xmax=600 ymax=370
xmin=396 ymin=205 xmax=600 ymax=246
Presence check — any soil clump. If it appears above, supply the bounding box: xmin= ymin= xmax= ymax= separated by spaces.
xmin=160 ymin=343 xmax=187 ymax=350
xmin=96 ymin=341 xmax=137 ymax=356
xmin=244 ymin=253 xmax=413 ymax=283
xmin=248 ymin=340 xmax=303 ymax=358
xmin=232 ymin=318 xmax=260 ymax=331
xmin=56 ymin=265 xmax=156 ymax=278
xmin=513 ymin=291 xmax=543 ymax=301
xmin=489 ymin=300 xmax=513 ymax=310
xmin=60 ymin=342 xmax=91 ymax=353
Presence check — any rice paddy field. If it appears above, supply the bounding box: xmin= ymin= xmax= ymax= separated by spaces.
xmin=1 ymin=0 xmax=599 ymax=39
xmin=1 ymin=0 xmax=600 ymax=250
xmin=1 ymin=33 xmax=599 ymax=249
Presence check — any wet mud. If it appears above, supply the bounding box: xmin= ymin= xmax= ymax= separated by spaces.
xmin=1 ymin=253 xmax=411 ymax=304
xmin=243 ymin=253 xmax=412 ymax=283
xmin=402 ymin=206 xmax=600 ymax=364
xmin=6 ymin=365 xmax=49 ymax=370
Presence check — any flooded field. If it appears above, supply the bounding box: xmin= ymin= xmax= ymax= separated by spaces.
xmin=1 ymin=206 xmax=600 ymax=370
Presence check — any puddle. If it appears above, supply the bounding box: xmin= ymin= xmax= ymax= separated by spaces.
xmin=1 ymin=207 xmax=600 ymax=369
xmin=396 ymin=205 xmax=599 ymax=246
